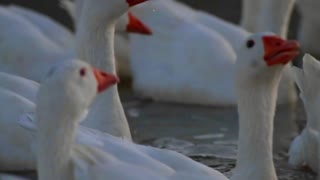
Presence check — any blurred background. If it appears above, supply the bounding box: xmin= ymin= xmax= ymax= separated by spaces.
xmin=0 ymin=0 xmax=300 ymax=37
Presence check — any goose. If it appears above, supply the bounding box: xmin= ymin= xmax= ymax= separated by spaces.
xmin=129 ymin=0 xmax=297 ymax=105
xmin=296 ymin=0 xmax=320 ymax=56
xmin=240 ymin=0 xmax=262 ymax=33
xmin=34 ymin=59 xmax=226 ymax=180
xmin=288 ymin=54 xmax=320 ymax=171
xmin=0 ymin=0 xmax=150 ymax=139
xmin=73 ymin=0 xmax=151 ymax=137
xmin=1 ymin=33 xmax=299 ymax=178
xmin=0 ymin=4 xmax=151 ymax=82
xmin=240 ymin=0 xmax=295 ymax=38
xmin=60 ymin=0 xmax=152 ymax=79
xmin=6 ymin=5 xmax=75 ymax=50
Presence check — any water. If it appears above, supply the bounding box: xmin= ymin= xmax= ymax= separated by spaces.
xmin=122 ymin=89 xmax=315 ymax=179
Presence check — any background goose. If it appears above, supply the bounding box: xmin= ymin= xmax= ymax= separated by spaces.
xmin=60 ymin=0 xmax=152 ymax=79
xmin=129 ymin=0 xmax=297 ymax=105
xmin=7 ymin=5 xmax=75 ymax=50
xmin=0 ymin=4 xmax=151 ymax=82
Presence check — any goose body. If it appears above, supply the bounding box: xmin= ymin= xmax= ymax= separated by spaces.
xmin=129 ymin=0 xmax=296 ymax=105
xmin=0 ymin=72 xmax=39 ymax=102
xmin=289 ymin=54 xmax=320 ymax=171
xmin=7 ymin=5 xmax=75 ymax=49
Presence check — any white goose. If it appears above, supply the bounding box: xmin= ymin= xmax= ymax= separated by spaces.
xmin=34 ymin=60 xmax=225 ymax=180
xmin=0 ymin=33 xmax=299 ymax=179
xmin=129 ymin=0 xmax=297 ymax=105
xmin=240 ymin=0 xmax=295 ymax=38
xmin=60 ymin=0 xmax=152 ymax=78
xmin=6 ymin=5 xmax=75 ymax=50
xmin=0 ymin=0 xmax=150 ymax=138
xmin=73 ymin=0 xmax=151 ymax=137
xmin=0 ymin=4 xmax=151 ymax=82
xmin=288 ymin=54 xmax=320 ymax=171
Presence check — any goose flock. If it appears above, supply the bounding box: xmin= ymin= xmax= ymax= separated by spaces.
xmin=0 ymin=0 xmax=318 ymax=179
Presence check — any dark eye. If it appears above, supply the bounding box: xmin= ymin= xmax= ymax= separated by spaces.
xmin=246 ymin=40 xmax=255 ymax=48
xmin=79 ymin=68 xmax=86 ymax=77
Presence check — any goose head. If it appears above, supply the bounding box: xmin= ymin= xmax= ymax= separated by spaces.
xmin=37 ymin=60 xmax=119 ymax=121
xmin=236 ymin=32 xmax=300 ymax=80
xmin=116 ymin=12 xmax=152 ymax=35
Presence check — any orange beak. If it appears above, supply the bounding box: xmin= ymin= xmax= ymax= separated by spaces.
xmin=126 ymin=0 xmax=148 ymax=7
xmin=92 ymin=67 xmax=120 ymax=93
xmin=127 ymin=12 xmax=152 ymax=35
xmin=263 ymin=36 xmax=300 ymax=66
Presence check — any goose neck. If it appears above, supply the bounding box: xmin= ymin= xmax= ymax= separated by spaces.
xmin=37 ymin=108 xmax=80 ymax=180
xmin=76 ymin=20 xmax=117 ymax=74
xmin=232 ymin=71 xmax=282 ymax=180
xmin=256 ymin=0 xmax=296 ymax=38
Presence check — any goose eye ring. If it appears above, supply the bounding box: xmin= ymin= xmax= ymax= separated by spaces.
xmin=79 ymin=68 xmax=86 ymax=77
xmin=246 ymin=40 xmax=255 ymax=48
